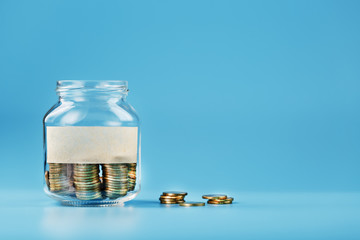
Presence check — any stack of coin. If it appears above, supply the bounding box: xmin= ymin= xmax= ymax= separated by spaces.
xmin=73 ymin=164 xmax=102 ymax=200
xmin=202 ymin=194 xmax=234 ymax=204
xmin=48 ymin=163 xmax=68 ymax=194
xmin=127 ymin=163 xmax=137 ymax=191
xmin=102 ymin=164 xmax=129 ymax=199
xmin=159 ymin=191 xmax=187 ymax=204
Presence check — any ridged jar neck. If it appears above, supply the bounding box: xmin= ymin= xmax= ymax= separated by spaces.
xmin=57 ymin=80 xmax=128 ymax=102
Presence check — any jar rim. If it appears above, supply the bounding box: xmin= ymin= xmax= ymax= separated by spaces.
xmin=56 ymin=80 xmax=128 ymax=93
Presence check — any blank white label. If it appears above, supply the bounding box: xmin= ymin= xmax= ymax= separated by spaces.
xmin=46 ymin=126 xmax=138 ymax=164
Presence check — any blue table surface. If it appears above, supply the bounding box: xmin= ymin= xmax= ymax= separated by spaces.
xmin=0 ymin=190 xmax=359 ymax=240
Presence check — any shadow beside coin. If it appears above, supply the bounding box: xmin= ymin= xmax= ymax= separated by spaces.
xmin=124 ymin=200 xmax=164 ymax=208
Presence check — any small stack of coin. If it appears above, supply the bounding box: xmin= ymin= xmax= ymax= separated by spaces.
xmin=202 ymin=194 xmax=234 ymax=204
xmin=159 ymin=192 xmax=187 ymax=204
xmin=73 ymin=164 xmax=102 ymax=200
xmin=102 ymin=164 xmax=129 ymax=199
xmin=48 ymin=163 xmax=68 ymax=194
xmin=127 ymin=163 xmax=137 ymax=191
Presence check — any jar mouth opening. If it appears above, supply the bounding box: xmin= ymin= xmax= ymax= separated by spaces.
xmin=56 ymin=80 xmax=128 ymax=93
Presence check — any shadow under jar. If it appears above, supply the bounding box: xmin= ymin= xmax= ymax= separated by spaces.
xmin=43 ymin=80 xmax=141 ymax=206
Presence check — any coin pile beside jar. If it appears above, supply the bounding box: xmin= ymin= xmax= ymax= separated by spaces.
xmin=202 ymin=194 xmax=234 ymax=204
xmin=159 ymin=192 xmax=187 ymax=204
xmin=158 ymin=192 xmax=234 ymax=206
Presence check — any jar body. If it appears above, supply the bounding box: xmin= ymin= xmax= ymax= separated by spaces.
xmin=43 ymin=81 xmax=140 ymax=206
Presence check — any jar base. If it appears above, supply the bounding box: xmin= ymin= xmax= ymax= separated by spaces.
xmin=60 ymin=200 xmax=125 ymax=207
xmin=45 ymin=187 xmax=140 ymax=207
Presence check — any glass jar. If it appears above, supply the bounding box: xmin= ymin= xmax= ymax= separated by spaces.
xmin=43 ymin=80 xmax=141 ymax=206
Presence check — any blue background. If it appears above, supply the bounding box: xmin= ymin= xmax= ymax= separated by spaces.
xmin=0 ymin=0 xmax=359 ymax=239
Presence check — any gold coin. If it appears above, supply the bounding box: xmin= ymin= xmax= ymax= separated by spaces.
xmin=74 ymin=179 xmax=101 ymax=184
xmin=159 ymin=199 xmax=177 ymax=202
xmin=160 ymin=200 xmax=178 ymax=203
xmin=202 ymin=194 xmax=227 ymax=200
xmin=162 ymin=191 xmax=188 ymax=196
xmin=74 ymin=172 xmax=99 ymax=176
xmin=160 ymin=200 xmax=178 ymax=204
xmin=159 ymin=196 xmax=178 ymax=203
xmin=75 ymin=185 xmax=101 ymax=190
xmin=179 ymin=202 xmax=205 ymax=207
xmin=159 ymin=195 xmax=178 ymax=199
xmin=208 ymin=197 xmax=234 ymax=204
xmin=224 ymin=197 xmax=234 ymax=203
xmin=104 ymin=176 xmax=127 ymax=180
xmin=49 ymin=185 xmax=66 ymax=189
xmin=207 ymin=200 xmax=225 ymax=204
xmin=207 ymin=198 xmax=226 ymax=202
xmin=219 ymin=197 xmax=234 ymax=204
xmin=48 ymin=169 xmax=66 ymax=174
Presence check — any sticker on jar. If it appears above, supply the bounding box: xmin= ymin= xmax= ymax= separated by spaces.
xmin=46 ymin=126 xmax=138 ymax=164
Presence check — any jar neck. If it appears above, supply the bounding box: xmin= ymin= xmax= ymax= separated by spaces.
xmin=59 ymin=92 xmax=127 ymax=103
xmin=56 ymin=80 xmax=128 ymax=103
